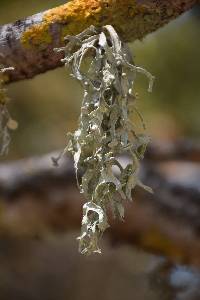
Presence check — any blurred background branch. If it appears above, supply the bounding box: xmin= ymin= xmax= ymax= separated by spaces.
xmin=0 ymin=139 xmax=199 ymax=267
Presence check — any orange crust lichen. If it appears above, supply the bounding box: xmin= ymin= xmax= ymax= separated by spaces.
xmin=21 ymin=0 xmax=188 ymax=48
xmin=20 ymin=0 xmax=155 ymax=47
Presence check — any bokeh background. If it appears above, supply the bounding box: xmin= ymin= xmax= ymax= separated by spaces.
xmin=0 ymin=0 xmax=200 ymax=160
xmin=0 ymin=2 xmax=200 ymax=300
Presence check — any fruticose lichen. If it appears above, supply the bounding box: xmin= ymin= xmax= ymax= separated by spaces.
xmin=54 ymin=25 xmax=154 ymax=255
xmin=0 ymin=65 xmax=17 ymax=155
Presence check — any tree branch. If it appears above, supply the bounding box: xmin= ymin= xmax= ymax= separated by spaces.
xmin=146 ymin=139 xmax=200 ymax=162
xmin=0 ymin=0 xmax=197 ymax=83
xmin=0 ymin=141 xmax=200 ymax=266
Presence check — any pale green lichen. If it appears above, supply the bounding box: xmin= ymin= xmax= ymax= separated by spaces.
xmin=53 ymin=25 xmax=154 ymax=255
xmin=0 ymin=65 xmax=17 ymax=155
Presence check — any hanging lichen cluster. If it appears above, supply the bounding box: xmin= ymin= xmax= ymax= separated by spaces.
xmin=54 ymin=25 xmax=154 ymax=255
xmin=0 ymin=66 xmax=16 ymax=155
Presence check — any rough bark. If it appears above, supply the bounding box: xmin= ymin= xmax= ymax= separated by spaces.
xmin=0 ymin=140 xmax=200 ymax=267
xmin=0 ymin=0 xmax=198 ymax=83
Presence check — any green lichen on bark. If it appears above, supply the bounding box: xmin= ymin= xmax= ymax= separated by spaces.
xmin=0 ymin=65 xmax=17 ymax=155
xmin=54 ymin=25 xmax=154 ymax=254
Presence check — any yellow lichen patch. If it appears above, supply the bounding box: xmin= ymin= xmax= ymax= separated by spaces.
xmin=21 ymin=0 xmax=148 ymax=47
xmin=21 ymin=23 xmax=52 ymax=48
xmin=21 ymin=0 xmax=178 ymax=48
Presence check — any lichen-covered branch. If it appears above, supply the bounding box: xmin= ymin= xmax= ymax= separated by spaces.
xmin=0 ymin=0 xmax=197 ymax=83
xmin=0 ymin=147 xmax=199 ymax=266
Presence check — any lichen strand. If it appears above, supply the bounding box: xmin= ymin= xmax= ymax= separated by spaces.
xmin=21 ymin=0 xmax=184 ymax=48
xmin=54 ymin=25 xmax=154 ymax=254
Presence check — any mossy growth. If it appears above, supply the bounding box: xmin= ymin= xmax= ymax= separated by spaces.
xmin=53 ymin=25 xmax=154 ymax=255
